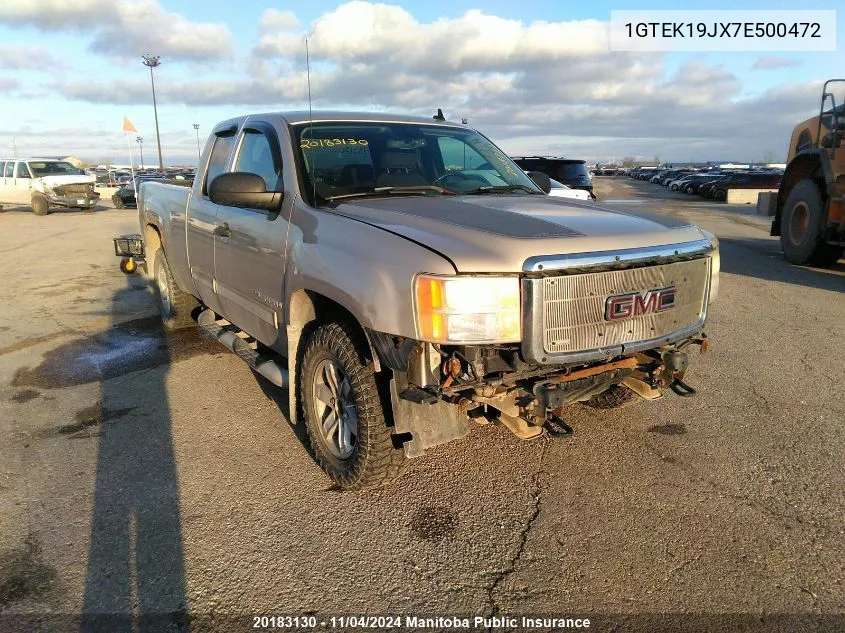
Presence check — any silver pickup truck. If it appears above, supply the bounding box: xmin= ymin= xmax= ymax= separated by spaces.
xmin=134 ymin=111 xmax=719 ymax=489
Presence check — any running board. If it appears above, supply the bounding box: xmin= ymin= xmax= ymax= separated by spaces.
xmin=197 ymin=309 xmax=288 ymax=389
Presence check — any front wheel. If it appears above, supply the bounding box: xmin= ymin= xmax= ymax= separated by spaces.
xmin=31 ymin=194 xmax=49 ymax=216
xmin=713 ymin=189 xmax=727 ymax=202
xmin=113 ymin=196 xmax=125 ymax=209
xmin=781 ymin=179 xmax=844 ymax=267
xmin=301 ymin=322 xmax=405 ymax=490
xmin=153 ymin=250 xmax=198 ymax=330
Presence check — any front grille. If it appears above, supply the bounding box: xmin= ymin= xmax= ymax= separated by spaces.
xmin=541 ymin=258 xmax=710 ymax=355
xmin=53 ymin=184 xmax=92 ymax=195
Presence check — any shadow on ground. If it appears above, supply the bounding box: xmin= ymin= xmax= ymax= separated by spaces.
xmin=719 ymin=235 xmax=845 ymax=293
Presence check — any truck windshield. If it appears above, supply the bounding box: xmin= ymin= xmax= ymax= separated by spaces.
xmin=28 ymin=162 xmax=84 ymax=176
xmin=293 ymin=121 xmax=541 ymax=203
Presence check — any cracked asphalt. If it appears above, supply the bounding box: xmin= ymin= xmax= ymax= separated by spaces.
xmin=0 ymin=180 xmax=843 ymax=632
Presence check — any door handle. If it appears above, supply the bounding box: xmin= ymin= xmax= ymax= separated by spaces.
xmin=214 ymin=223 xmax=231 ymax=238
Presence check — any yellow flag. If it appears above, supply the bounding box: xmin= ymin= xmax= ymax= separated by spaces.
xmin=122 ymin=116 xmax=137 ymax=133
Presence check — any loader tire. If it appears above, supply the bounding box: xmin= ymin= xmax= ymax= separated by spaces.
xmin=781 ymin=179 xmax=843 ymax=267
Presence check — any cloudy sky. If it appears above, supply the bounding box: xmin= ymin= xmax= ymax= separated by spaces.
xmin=0 ymin=0 xmax=840 ymax=165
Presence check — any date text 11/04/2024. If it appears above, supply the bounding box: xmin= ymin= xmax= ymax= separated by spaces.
xmin=251 ymin=615 xmax=592 ymax=629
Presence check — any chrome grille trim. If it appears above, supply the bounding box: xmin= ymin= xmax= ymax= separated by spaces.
xmin=522 ymin=238 xmax=715 ymax=273
xmin=521 ymin=257 xmax=711 ymax=365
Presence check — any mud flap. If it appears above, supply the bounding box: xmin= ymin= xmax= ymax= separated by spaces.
xmin=389 ymin=374 xmax=470 ymax=458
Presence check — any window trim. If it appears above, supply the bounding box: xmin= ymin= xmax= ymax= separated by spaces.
xmin=238 ymin=120 xmax=283 ymax=192
xmin=202 ymin=124 xmax=239 ymax=197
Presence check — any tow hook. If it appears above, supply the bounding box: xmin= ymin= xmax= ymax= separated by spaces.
xmin=669 ymin=378 xmax=697 ymax=397
xmin=543 ymin=412 xmax=573 ymax=437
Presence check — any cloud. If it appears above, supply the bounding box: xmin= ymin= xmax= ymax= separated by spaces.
xmin=751 ymin=56 xmax=801 ymax=71
xmin=33 ymin=2 xmax=821 ymax=161
xmin=0 ymin=44 xmax=61 ymax=70
xmin=0 ymin=0 xmax=234 ymax=61
xmin=0 ymin=77 xmax=22 ymax=92
xmin=259 ymin=8 xmax=300 ymax=33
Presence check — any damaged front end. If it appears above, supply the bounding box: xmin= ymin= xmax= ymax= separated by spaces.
xmin=377 ymin=334 xmax=709 ymax=456
xmin=41 ymin=181 xmax=100 ymax=208
xmin=374 ymin=237 xmax=718 ymax=457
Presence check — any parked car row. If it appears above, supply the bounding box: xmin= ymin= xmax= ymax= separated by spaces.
xmin=87 ymin=167 xmax=197 ymax=188
xmin=624 ymin=166 xmax=783 ymax=202
xmin=111 ymin=171 xmax=195 ymax=208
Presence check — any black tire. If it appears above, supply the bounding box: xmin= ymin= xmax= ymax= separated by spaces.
xmin=584 ymin=384 xmax=638 ymax=410
xmin=713 ymin=189 xmax=727 ymax=202
xmin=113 ymin=196 xmax=125 ymax=209
xmin=31 ymin=194 xmax=49 ymax=216
xmin=153 ymin=250 xmax=198 ymax=330
xmin=301 ymin=322 xmax=405 ymax=490
xmin=781 ymin=179 xmax=844 ymax=267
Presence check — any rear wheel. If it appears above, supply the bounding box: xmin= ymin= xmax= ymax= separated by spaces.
xmin=153 ymin=250 xmax=198 ymax=330
xmin=301 ymin=322 xmax=405 ymax=490
xmin=781 ymin=179 xmax=844 ymax=267
xmin=713 ymin=188 xmax=727 ymax=202
xmin=31 ymin=194 xmax=49 ymax=216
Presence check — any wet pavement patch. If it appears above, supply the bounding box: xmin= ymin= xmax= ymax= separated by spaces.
xmin=0 ymin=534 xmax=56 ymax=606
xmin=36 ymin=401 xmax=138 ymax=439
xmin=648 ymin=423 xmax=687 ymax=436
xmin=410 ymin=507 xmax=458 ymax=541
xmin=10 ymin=389 xmax=40 ymax=403
xmin=11 ymin=316 xmax=223 ymax=389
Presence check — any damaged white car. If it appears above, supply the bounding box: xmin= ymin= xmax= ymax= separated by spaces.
xmin=0 ymin=159 xmax=99 ymax=215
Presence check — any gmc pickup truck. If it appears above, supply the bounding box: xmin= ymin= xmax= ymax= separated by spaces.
xmin=135 ymin=111 xmax=719 ymax=489
xmin=0 ymin=158 xmax=99 ymax=214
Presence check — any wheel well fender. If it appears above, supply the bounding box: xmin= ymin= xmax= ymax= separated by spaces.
xmin=143 ymin=223 xmax=162 ymax=273
xmin=285 ymin=288 xmax=385 ymax=426
xmin=773 ymin=151 xmax=830 ymax=235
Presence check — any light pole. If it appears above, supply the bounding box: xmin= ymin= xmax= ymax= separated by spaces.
xmin=142 ymin=54 xmax=164 ymax=169
xmin=192 ymin=123 xmax=201 ymax=163
xmin=136 ymin=136 xmax=144 ymax=169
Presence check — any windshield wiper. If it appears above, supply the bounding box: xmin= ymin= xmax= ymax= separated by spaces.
xmin=324 ymin=185 xmax=455 ymax=201
xmin=463 ymin=184 xmax=542 ymax=195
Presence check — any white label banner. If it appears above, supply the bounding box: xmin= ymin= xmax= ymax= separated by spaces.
xmin=610 ymin=10 xmax=836 ymax=51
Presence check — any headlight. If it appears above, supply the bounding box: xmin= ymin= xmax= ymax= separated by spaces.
xmin=414 ymin=274 xmax=521 ymax=343
xmin=708 ymin=235 xmax=719 ymax=303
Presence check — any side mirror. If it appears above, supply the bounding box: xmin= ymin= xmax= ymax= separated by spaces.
xmin=526 ymin=170 xmax=551 ymax=194
xmin=208 ymin=172 xmax=282 ymax=211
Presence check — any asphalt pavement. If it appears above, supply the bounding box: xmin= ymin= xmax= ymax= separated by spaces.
xmin=0 ymin=181 xmax=843 ymax=632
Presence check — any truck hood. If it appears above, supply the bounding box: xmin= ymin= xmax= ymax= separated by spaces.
xmin=39 ymin=175 xmax=95 ymax=188
xmin=331 ymin=194 xmax=709 ymax=272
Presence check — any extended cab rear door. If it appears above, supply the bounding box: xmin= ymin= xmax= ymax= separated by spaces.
xmin=186 ymin=123 xmax=239 ymax=316
xmin=213 ymin=119 xmax=290 ymax=347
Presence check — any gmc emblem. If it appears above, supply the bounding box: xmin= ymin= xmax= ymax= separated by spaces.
xmin=605 ymin=286 xmax=677 ymax=321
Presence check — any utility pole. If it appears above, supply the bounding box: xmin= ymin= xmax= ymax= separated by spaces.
xmin=193 ymin=124 xmax=201 ymax=163
xmin=142 ymin=54 xmax=164 ymax=169
xmin=136 ymin=136 xmax=144 ymax=169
